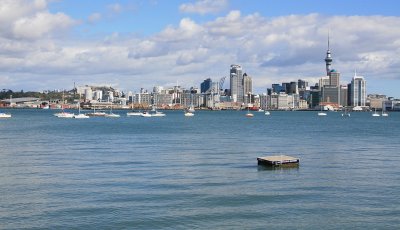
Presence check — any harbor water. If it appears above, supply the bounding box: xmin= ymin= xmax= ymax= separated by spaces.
xmin=1 ymin=109 xmax=400 ymax=229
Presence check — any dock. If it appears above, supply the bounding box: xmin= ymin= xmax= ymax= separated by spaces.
xmin=257 ymin=155 xmax=299 ymax=166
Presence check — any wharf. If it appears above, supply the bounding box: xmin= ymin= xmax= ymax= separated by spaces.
xmin=257 ymin=155 xmax=299 ymax=166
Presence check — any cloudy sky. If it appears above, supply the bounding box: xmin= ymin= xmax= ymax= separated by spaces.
xmin=1 ymin=0 xmax=400 ymax=97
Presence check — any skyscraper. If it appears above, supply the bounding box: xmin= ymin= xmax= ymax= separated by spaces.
xmin=230 ymin=64 xmax=243 ymax=103
xmin=351 ymin=72 xmax=366 ymax=107
xmin=201 ymin=78 xmax=212 ymax=93
xmin=243 ymin=73 xmax=252 ymax=104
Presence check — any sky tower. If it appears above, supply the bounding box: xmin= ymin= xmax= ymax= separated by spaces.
xmin=324 ymin=33 xmax=333 ymax=76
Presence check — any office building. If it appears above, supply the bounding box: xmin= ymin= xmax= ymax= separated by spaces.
xmin=201 ymin=78 xmax=212 ymax=93
xmin=350 ymin=73 xmax=366 ymax=107
xmin=230 ymin=64 xmax=244 ymax=103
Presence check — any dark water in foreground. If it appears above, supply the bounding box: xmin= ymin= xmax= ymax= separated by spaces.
xmin=1 ymin=109 xmax=399 ymax=229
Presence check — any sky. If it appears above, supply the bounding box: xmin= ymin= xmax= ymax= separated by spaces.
xmin=1 ymin=0 xmax=400 ymax=97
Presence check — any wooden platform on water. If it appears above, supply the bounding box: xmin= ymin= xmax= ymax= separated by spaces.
xmin=257 ymin=155 xmax=299 ymax=166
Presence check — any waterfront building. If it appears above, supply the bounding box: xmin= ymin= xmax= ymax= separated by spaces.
xmin=259 ymin=93 xmax=268 ymax=110
xmin=350 ymin=73 xmax=367 ymax=107
xmin=155 ymin=93 xmax=173 ymax=107
xmin=309 ymin=90 xmax=320 ymax=108
xmin=270 ymin=93 xmax=279 ymax=109
xmin=229 ymin=64 xmax=244 ymax=103
xmin=277 ymin=93 xmax=289 ymax=110
xmin=321 ymin=85 xmax=340 ymax=106
xmin=134 ymin=93 xmax=151 ymax=106
xmin=93 ymin=90 xmax=103 ymax=101
xmin=340 ymin=85 xmax=348 ymax=107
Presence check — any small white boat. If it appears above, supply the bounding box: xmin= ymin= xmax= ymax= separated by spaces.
xmin=86 ymin=112 xmax=106 ymax=117
xmin=105 ymin=113 xmax=120 ymax=118
xmin=74 ymin=97 xmax=89 ymax=119
xmin=54 ymin=111 xmax=75 ymax=118
xmin=0 ymin=112 xmax=12 ymax=118
xmin=184 ymin=111 xmax=195 ymax=117
xmin=258 ymin=108 xmax=264 ymax=112
xmin=264 ymin=111 xmax=270 ymax=116
xmin=127 ymin=111 xmax=143 ymax=116
xmin=105 ymin=106 xmax=120 ymax=118
xmin=73 ymin=113 xmax=90 ymax=119
xmin=245 ymin=107 xmax=254 ymax=117
xmin=382 ymin=112 xmax=389 ymax=117
xmin=141 ymin=111 xmax=152 ymax=117
xmin=317 ymin=112 xmax=327 ymax=116
xmin=372 ymin=109 xmax=380 ymax=117
xmin=151 ymin=111 xmax=166 ymax=117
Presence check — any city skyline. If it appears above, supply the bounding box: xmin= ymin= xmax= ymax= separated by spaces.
xmin=1 ymin=0 xmax=400 ymax=97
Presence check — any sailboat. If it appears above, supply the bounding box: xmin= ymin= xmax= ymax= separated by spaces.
xmin=73 ymin=95 xmax=89 ymax=119
xmin=317 ymin=104 xmax=327 ymax=116
xmin=341 ymin=107 xmax=350 ymax=117
xmin=184 ymin=108 xmax=194 ymax=117
xmin=245 ymin=106 xmax=254 ymax=117
xmin=127 ymin=95 xmax=142 ymax=116
xmin=381 ymin=103 xmax=389 ymax=117
xmin=150 ymin=95 xmax=166 ymax=117
xmin=86 ymin=104 xmax=106 ymax=117
xmin=372 ymin=108 xmax=380 ymax=117
xmin=105 ymin=103 xmax=120 ymax=118
xmin=54 ymin=91 xmax=75 ymax=118
xmin=188 ymin=95 xmax=195 ymax=113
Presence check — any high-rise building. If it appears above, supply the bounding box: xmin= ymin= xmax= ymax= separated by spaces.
xmin=201 ymin=78 xmax=212 ymax=93
xmin=321 ymin=86 xmax=340 ymax=105
xmin=243 ymin=73 xmax=252 ymax=94
xmin=350 ymin=73 xmax=366 ymax=107
xmin=298 ymin=79 xmax=308 ymax=89
xmin=340 ymin=85 xmax=348 ymax=107
xmin=289 ymin=81 xmax=298 ymax=94
xmin=230 ymin=64 xmax=243 ymax=103
xmin=243 ymin=73 xmax=252 ymax=104
xmin=329 ymin=70 xmax=340 ymax=87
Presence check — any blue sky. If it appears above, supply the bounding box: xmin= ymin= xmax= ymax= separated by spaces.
xmin=1 ymin=0 xmax=400 ymax=97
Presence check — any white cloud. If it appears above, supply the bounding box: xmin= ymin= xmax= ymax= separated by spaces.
xmin=0 ymin=0 xmax=76 ymax=40
xmin=13 ymin=12 xmax=76 ymax=39
xmin=180 ymin=0 xmax=228 ymax=15
xmin=2 ymin=5 xmax=400 ymax=96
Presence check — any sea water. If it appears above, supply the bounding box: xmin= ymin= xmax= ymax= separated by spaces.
xmin=1 ymin=109 xmax=399 ymax=229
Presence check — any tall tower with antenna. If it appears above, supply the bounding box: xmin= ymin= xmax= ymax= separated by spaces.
xmin=324 ymin=32 xmax=333 ymax=76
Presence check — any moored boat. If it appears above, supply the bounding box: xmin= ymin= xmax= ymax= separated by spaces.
xmin=0 ymin=112 xmax=12 ymax=118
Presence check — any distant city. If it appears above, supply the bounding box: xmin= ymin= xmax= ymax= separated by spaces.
xmin=1 ymin=39 xmax=399 ymax=111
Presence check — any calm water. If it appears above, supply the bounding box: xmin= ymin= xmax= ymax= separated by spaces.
xmin=1 ymin=109 xmax=399 ymax=229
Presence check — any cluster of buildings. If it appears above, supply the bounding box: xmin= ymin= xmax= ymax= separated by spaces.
xmin=2 ymin=39 xmax=400 ymax=111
